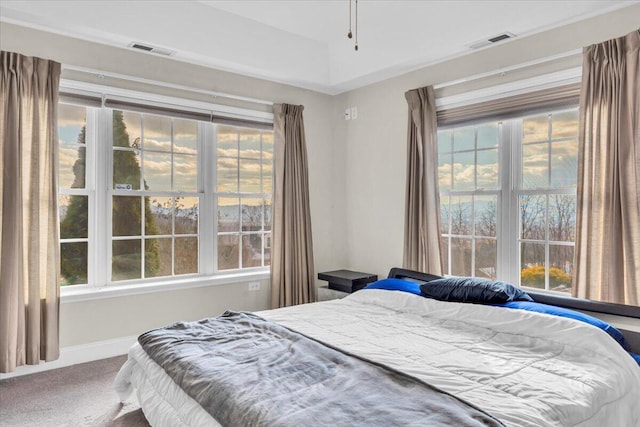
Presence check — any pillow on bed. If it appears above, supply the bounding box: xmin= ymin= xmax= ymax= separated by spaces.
xmin=419 ymin=277 xmax=533 ymax=304
xmin=363 ymin=278 xmax=425 ymax=296
xmin=630 ymin=352 xmax=640 ymax=366
xmin=498 ymin=300 xmax=630 ymax=351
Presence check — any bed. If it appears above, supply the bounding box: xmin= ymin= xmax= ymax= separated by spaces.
xmin=114 ymin=268 xmax=640 ymax=426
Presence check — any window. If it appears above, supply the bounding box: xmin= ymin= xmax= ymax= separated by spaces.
xmin=438 ymin=108 xmax=578 ymax=294
xmin=216 ymin=125 xmax=273 ymax=270
xmin=58 ymin=100 xmax=273 ymax=288
xmin=58 ymin=104 xmax=91 ymax=285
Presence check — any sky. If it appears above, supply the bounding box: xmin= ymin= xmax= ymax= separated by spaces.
xmin=58 ymin=107 xmax=273 ymax=196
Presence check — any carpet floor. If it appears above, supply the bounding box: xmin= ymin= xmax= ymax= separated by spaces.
xmin=0 ymin=356 xmax=150 ymax=427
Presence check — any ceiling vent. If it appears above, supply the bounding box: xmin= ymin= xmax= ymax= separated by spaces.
xmin=469 ymin=32 xmax=516 ymax=50
xmin=128 ymin=42 xmax=175 ymax=57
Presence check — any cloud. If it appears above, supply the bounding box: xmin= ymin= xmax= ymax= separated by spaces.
xmin=58 ymin=104 xmax=86 ymax=127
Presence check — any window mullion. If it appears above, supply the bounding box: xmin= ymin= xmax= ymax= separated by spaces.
xmin=203 ymin=123 xmax=216 ymax=275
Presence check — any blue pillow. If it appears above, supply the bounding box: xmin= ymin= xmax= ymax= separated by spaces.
xmin=363 ymin=278 xmax=424 ymax=296
xmin=630 ymin=352 xmax=640 ymax=366
xmin=498 ymin=300 xmax=630 ymax=351
xmin=419 ymin=277 xmax=533 ymax=304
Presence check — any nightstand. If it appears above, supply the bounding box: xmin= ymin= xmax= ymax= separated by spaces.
xmin=317 ymin=269 xmax=378 ymax=293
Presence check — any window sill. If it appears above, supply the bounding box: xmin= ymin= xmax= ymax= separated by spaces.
xmin=60 ymin=269 xmax=270 ymax=303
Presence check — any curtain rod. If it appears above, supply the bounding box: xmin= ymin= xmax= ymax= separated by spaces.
xmin=62 ymin=64 xmax=274 ymax=106
xmin=433 ymin=49 xmax=582 ymax=90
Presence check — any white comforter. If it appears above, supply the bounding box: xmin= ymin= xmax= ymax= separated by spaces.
xmin=115 ymin=290 xmax=640 ymax=426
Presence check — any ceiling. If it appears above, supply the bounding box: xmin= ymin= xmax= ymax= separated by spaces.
xmin=0 ymin=0 xmax=635 ymax=94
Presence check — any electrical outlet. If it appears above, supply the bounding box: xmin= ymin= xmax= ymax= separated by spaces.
xmin=344 ymin=108 xmax=351 ymax=120
xmin=248 ymin=282 xmax=261 ymax=291
xmin=351 ymin=107 xmax=358 ymax=120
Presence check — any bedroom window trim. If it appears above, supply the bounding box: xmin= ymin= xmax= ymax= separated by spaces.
xmin=58 ymin=81 xmax=273 ymax=297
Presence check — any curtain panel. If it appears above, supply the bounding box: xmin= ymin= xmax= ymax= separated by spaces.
xmin=0 ymin=51 xmax=61 ymax=373
xmin=573 ymin=30 xmax=640 ymax=306
xmin=403 ymin=86 xmax=443 ymax=275
xmin=270 ymin=103 xmax=315 ymax=308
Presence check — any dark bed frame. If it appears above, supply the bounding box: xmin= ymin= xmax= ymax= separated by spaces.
xmin=387 ymin=268 xmax=640 ymax=354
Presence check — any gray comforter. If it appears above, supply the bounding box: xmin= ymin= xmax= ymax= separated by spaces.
xmin=138 ymin=311 xmax=504 ymax=427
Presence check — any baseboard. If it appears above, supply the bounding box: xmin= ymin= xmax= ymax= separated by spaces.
xmin=0 ymin=335 xmax=138 ymax=380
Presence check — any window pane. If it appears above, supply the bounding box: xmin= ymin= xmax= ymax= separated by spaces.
xmin=476 ymin=148 xmax=498 ymax=189
xmin=218 ymin=234 xmax=239 ymax=270
xmin=175 ymin=197 xmax=199 ymax=234
xmin=173 ymin=154 xmax=198 ymax=192
xmin=549 ymin=245 xmax=573 ymax=293
xmin=241 ymin=198 xmax=262 ymax=232
xmin=174 ymin=119 xmax=197 ymax=155
xmin=523 ymin=114 xmax=549 ymax=143
xmin=450 ymin=238 xmax=472 ymax=276
xmin=217 ymin=157 xmax=238 ymax=193
xmin=113 ymin=149 xmax=141 ymax=190
xmin=264 ymin=235 xmax=271 ymax=267
xmin=475 ymin=195 xmax=497 ymax=237
xmin=217 ymin=125 xmax=238 ymax=157
xmin=452 ymin=128 xmax=474 ymax=151
xmin=520 ymin=242 xmax=545 ymax=289
xmin=440 ymin=237 xmax=449 ymax=275
xmin=262 ymin=132 xmax=274 ymax=161
xmin=59 ymin=143 xmax=86 ymax=188
xmin=475 ymin=239 xmax=496 ymax=279
xmin=449 ymin=196 xmax=472 ymax=235
xmin=437 ymin=130 xmax=452 ymax=153
xmin=548 ymin=195 xmax=576 ymax=242
xmin=438 ymin=154 xmax=452 ymax=192
xmin=239 ymin=159 xmax=261 ymax=193
xmin=522 ymin=142 xmax=549 ymax=188
xmin=146 ymin=196 xmax=172 ymax=235
xmin=60 ymin=242 xmax=87 ymax=286
xmin=550 ymin=139 xmax=578 ymax=188
xmin=440 ymin=195 xmax=450 ymax=235
xmin=112 ymin=239 xmax=141 ymax=281
xmin=264 ymin=199 xmax=272 ymax=231
xmin=145 ymin=238 xmax=172 ymax=278
xmin=452 ymin=151 xmax=474 ymax=191
xmin=218 ymin=197 xmax=240 ymax=232
xmin=239 ymin=128 xmax=262 ymax=159
xmin=113 ymin=196 xmax=141 ymax=237
xmin=551 ymin=110 xmax=578 ymax=140
xmin=143 ymin=152 xmax=172 ymax=191
xmin=116 ymin=111 xmax=141 ymax=148
xmin=477 ymin=123 xmax=498 ymax=149
xmin=60 ymin=195 xmax=88 ymax=239
xmin=262 ymin=160 xmax=273 ymax=194
xmin=143 ymin=114 xmax=171 ymax=152
xmin=242 ymin=234 xmax=262 ymax=268
xmin=175 ymin=237 xmax=198 ymax=274
xmin=520 ymin=195 xmax=545 ymax=240
xmin=59 ymin=103 xmax=87 ymax=143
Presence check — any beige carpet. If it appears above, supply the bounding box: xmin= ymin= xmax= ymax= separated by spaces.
xmin=0 ymin=356 xmax=150 ymax=427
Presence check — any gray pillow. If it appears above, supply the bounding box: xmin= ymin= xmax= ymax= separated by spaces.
xmin=420 ymin=277 xmax=533 ymax=304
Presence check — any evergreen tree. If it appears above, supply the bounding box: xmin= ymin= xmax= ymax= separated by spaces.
xmin=60 ymin=111 xmax=159 ymax=284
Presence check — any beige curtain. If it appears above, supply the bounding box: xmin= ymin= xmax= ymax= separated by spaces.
xmin=403 ymin=86 xmax=443 ymax=274
xmin=270 ymin=104 xmax=315 ymax=308
xmin=573 ymin=30 xmax=640 ymax=306
xmin=0 ymin=51 xmax=61 ymax=373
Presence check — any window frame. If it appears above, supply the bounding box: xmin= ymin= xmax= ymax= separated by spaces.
xmin=438 ymin=107 xmax=579 ymax=294
xmin=57 ymin=83 xmax=274 ymax=296
xmin=438 ymin=123 xmax=501 ymax=279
